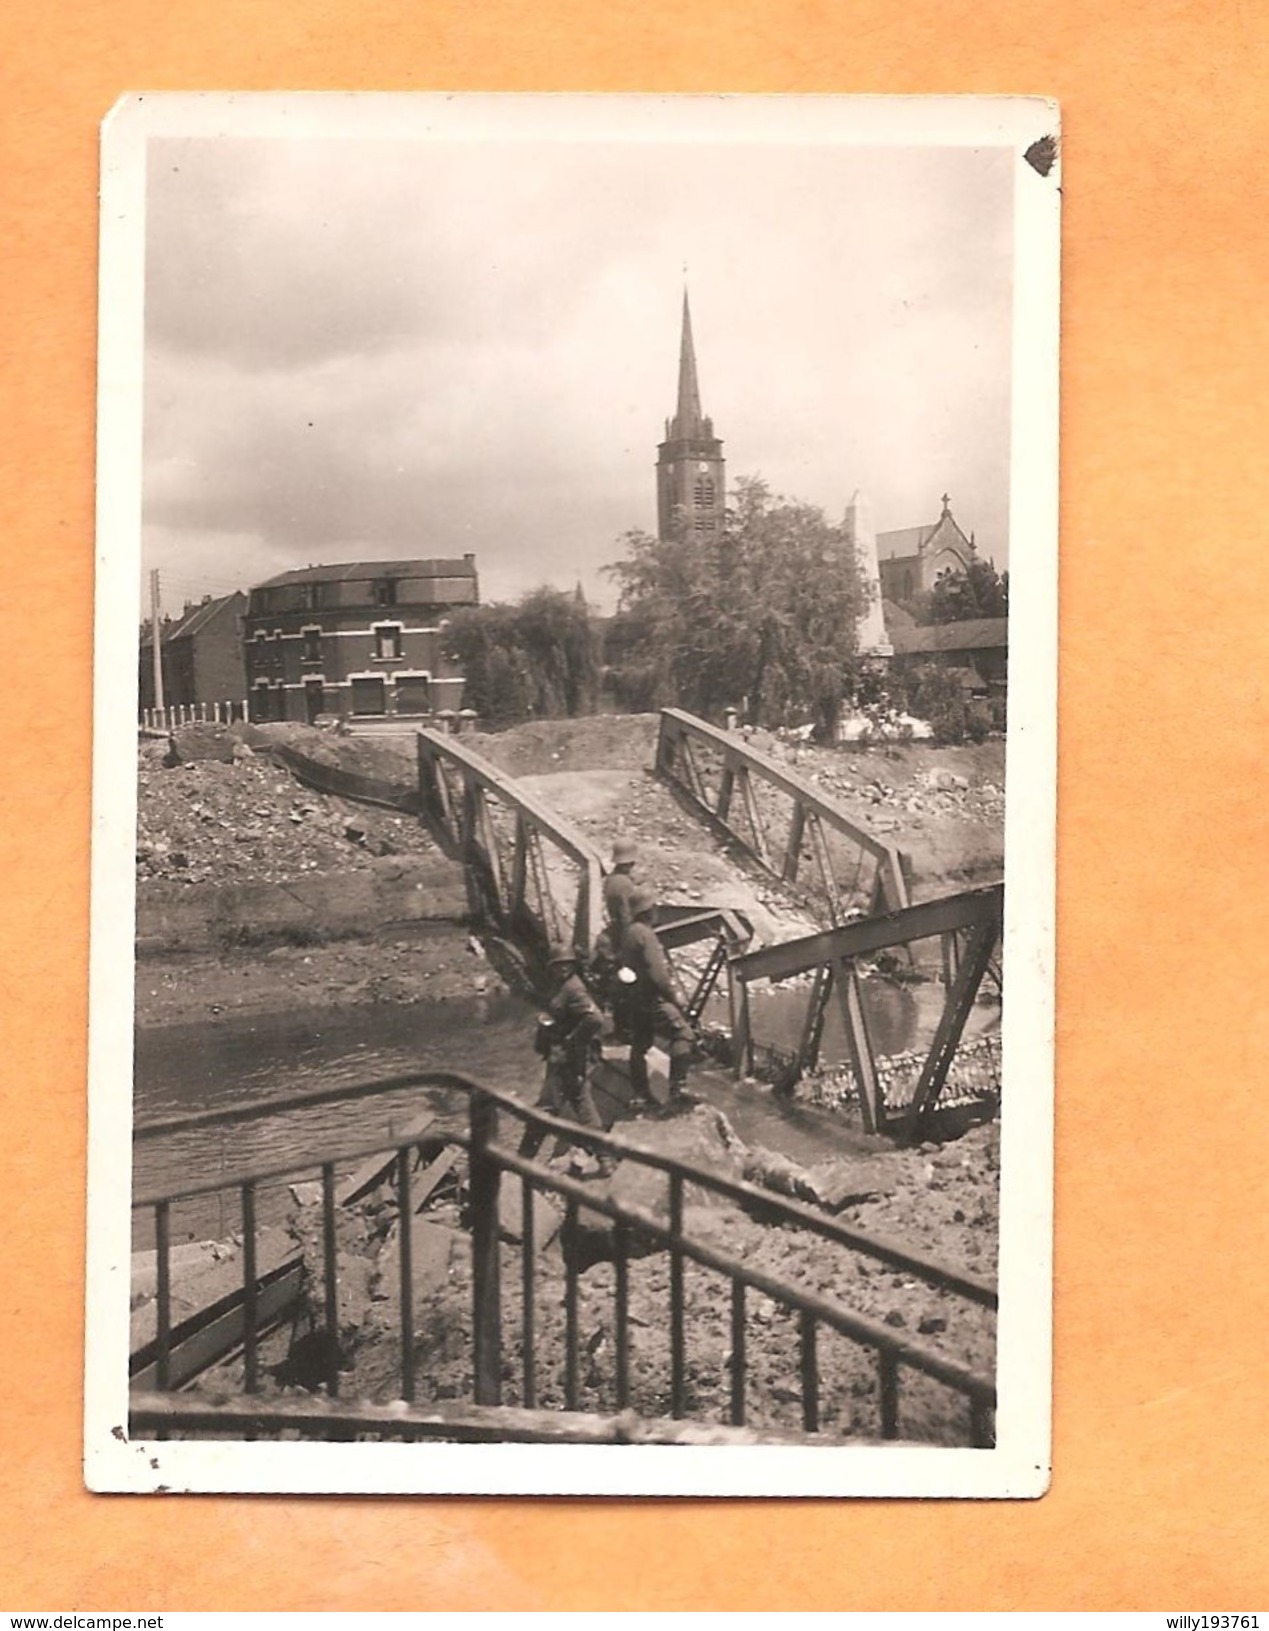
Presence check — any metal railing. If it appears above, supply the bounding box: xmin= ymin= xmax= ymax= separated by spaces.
xmin=648 ymin=904 xmax=753 ymax=1029
xmin=417 ymin=729 xmax=606 ymax=956
xmin=731 ymin=884 xmax=1004 ymax=1140
xmin=656 ymin=709 xmax=909 ymax=920
xmin=131 ymin=1070 xmax=996 ymax=1446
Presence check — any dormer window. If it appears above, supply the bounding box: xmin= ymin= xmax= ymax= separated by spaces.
xmin=375 ymin=580 xmax=397 ymax=607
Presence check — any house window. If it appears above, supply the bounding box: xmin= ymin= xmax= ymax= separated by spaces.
xmin=350 ymin=676 xmax=387 ymax=716
xmin=375 ymin=624 xmax=402 ymax=660
xmin=375 ymin=580 xmax=397 ymax=607
xmin=395 ymin=674 xmax=432 ymax=715
xmin=302 ymin=627 xmax=321 ymax=662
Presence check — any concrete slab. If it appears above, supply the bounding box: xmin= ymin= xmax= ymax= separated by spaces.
xmin=130 ymin=1226 xmax=298 ymax=1350
xmin=376 ymin=1218 xmax=461 ymax=1300
xmin=498 ymin=1176 xmax=562 ymax=1250
xmin=335 ymin=1115 xmax=437 ymax=1205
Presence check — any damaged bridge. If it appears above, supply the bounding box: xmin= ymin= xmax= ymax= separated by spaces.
xmin=415 ymin=708 xmax=1002 ymax=1140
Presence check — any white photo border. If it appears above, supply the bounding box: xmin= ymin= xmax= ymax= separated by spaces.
xmin=86 ymin=91 xmax=1058 ymax=1498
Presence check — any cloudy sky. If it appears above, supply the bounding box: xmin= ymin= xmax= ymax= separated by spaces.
xmin=142 ymin=130 xmax=1014 ymax=613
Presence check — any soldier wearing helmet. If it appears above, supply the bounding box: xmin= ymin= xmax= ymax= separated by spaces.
xmin=618 ymin=885 xmax=696 ymax=1108
xmin=592 ymin=835 xmax=641 ymax=1028
xmin=603 ymin=835 xmax=640 ymax=944
xmin=519 ymin=941 xmax=614 ymax=1176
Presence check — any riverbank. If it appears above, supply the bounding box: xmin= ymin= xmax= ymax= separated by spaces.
xmin=134 ymin=716 xmax=1003 ymax=1029
xmin=135 ymin=928 xmax=507 ymax=1029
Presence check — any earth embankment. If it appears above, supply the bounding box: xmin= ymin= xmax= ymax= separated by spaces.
xmin=135 ymin=714 xmax=1004 ymax=1026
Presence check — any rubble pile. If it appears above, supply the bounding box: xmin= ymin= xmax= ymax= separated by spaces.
xmin=725 ymin=731 xmax=1005 ymax=899
xmin=136 ymin=736 xmax=439 ymax=887
xmin=795 ymin=1033 xmax=1004 ymax=1119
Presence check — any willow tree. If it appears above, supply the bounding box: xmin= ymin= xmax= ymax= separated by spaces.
xmin=447 ymin=587 xmax=600 ymax=724
xmin=604 ymin=476 xmax=869 ymax=734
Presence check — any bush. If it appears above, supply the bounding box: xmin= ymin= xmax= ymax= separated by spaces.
xmin=898 ymin=664 xmax=977 ymax=744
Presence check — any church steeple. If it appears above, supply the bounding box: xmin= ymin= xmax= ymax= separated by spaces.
xmin=656 ymin=287 xmax=725 ymax=541
xmin=672 ymin=289 xmax=705 ymax=438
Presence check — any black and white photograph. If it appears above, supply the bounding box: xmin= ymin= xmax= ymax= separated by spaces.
xmin=87 ymin=92 xmax=1058 ymax=1497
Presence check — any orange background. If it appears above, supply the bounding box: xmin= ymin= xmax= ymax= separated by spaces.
xmin=3 ymin=0 xmax=1267 ymax=1612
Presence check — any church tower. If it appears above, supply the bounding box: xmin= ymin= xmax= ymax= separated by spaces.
xmin=656 ymin=290 xmax=725 ymax=541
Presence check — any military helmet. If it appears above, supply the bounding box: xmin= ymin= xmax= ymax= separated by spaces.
xmin=611 ymin=835 xmax=638 ymax=865
xmin=546 ymin=941 xmax=577 ymax=967
xmin=627 ymin=885 xmax=657 ymax=918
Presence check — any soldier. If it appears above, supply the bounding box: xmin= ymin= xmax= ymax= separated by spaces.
xmin=602 ymin=836 xmax=640 ymax=943
xmin=593 ymin=835 xmax=640 ymax=1027
xmin=618 ymin=885 xmax=696 ymax=1109
xmin=519 ymin=942 xmax=614 ymax=1176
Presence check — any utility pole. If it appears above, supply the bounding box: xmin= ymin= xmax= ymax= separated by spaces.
xmin=149 ymin=568 xmax=166 ymax=716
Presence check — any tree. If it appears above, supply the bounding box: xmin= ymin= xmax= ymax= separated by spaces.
xmin=919 ymin=549 xmax=1009 ymax=624
xmin=604 ymin=476 xmax=870 ymax=734
xmin=447 ymin=587 xmax=600 ymax=725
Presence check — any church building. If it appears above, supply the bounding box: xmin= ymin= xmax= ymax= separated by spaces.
xmin=656 ymin=292 xmax=726 ymax=541
xmin=876 ymin=495 xmax=976 ymax=605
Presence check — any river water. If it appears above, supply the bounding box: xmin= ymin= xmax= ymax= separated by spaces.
xmin=133 ymin=994 xmax=539 ymax=1245
xmin=132 ymin=975 xmax=999 ymax=1245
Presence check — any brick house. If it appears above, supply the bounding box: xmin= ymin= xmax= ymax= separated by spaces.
xmin=138 ymin=591 xmax=248 ymax=715
xmin=242 ymin=557 xmax=478 ymax=724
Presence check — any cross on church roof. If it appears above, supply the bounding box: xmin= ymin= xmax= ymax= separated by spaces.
xmin=940 ymin=492 xmax=952 ymax=513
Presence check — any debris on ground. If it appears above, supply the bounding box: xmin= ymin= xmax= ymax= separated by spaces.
xmin=136 ymin=735 xmax=440 ymax=888
xmin=186 ymin=1102 xmax=998 ymax=1445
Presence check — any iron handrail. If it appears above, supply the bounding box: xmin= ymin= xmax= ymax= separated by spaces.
xmin=133 ymin=1070 xmax=995 ymax=1307
xmin=657 ymin=708 xmax=910 ymax=914
xmin=134 ymin=1067 xmax=484 ymax=1142
xmin=490 ymin=1144 xmax=994 ymax=1403
xmin=131 ymin=1078 xmax=996 ymax=1442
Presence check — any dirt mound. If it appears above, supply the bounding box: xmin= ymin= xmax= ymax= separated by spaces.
xmin=468 ymin=714 xmax=1003 ymax=897
xmin=251 ymin=721 xmax=419 ymax=783
xmin=465 ymin=714 xmax=660 ymax=778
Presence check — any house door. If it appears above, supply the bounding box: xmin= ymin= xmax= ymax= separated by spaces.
xmin=305 ymin=681 xmax=324 ymax=723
